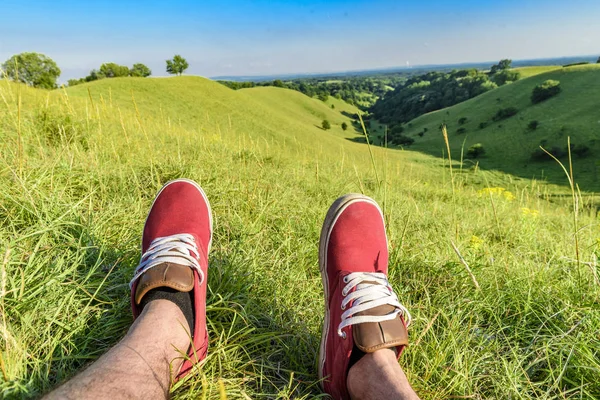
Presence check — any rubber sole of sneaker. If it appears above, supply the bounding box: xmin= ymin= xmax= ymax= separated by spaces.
xmin=317 ymin=193 xmax=385 ymax=389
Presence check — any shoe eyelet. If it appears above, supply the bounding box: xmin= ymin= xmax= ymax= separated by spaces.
xmin=341 ymin=289 xmax=347 ymax=296
xmin=341 ymin=331 xmax=347 ymax=339
xmin=343 ymin=276 xmax=348 ymax=283
xmin=341 ymin=304 xmax=345 ymax=310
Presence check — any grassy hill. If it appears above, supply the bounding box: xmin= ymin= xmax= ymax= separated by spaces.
xmin=386 ymin=64 xmax=600 ymax=190
xmin=513 ymin=65 xmax=562 ymax=78
xmin=1 ymin=76 xmax=599 ymax=399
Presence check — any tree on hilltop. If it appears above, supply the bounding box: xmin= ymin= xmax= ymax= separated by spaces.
xmin=2 ymin=52 xmax=61 ymax=89
xmin=490 ymin=59 xmax=512 ymax=74
xmin=130 ymin=63 xmax=152 ymax=77
xmin=99 ymin=63 xmax=130 ymax=78
xmin=166 ymin=55 xmax=189 ymax=76
xmin=597 ymin=56 xmax=600 ymax=64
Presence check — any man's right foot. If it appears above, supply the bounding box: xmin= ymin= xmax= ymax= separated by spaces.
xmin=129 ymin=178 xmax=213 ymax=381
xmin=318 ymin=194 xmax=412 ymax=400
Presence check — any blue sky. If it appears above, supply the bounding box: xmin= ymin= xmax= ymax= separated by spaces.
xmin=1 ymin=0 xmax=599 ymax=81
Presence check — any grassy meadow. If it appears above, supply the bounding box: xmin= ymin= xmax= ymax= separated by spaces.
xmin=1 ymin=75 xmax=599 ymax=399
xmin=381 ymin=64 xmax=600 ymax=191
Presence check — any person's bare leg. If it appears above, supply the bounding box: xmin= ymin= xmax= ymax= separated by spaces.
xmin=44 ymin=300 xmax=190 ymax=400
xmin=347 ymin=349 xmax=420 ymax=400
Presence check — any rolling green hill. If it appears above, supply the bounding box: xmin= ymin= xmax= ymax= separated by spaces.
xmin=1 ymin=76 xmax=599 ymax=399
xmin=388 ymin=64 xmax=600 ymax=190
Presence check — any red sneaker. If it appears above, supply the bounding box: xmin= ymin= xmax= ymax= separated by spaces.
xmin=129 ymin=178 xmax=212 ymax=381
xmin=318 ymin=194 xmax=412 ymax=399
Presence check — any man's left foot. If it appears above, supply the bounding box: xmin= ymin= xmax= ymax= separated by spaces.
xmin=318 ymin=194 xmax=412 ymax=399
xmin=129 ymin=178 xmax=212 ymax=381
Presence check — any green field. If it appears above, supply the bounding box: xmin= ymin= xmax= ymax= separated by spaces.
xmin=383 ymin=64 xmax=600 ymax=190
xmin=1 ymin=75 xmax=599 ymax=399
xmin=513 ymin=66 xmax=562 ymax=78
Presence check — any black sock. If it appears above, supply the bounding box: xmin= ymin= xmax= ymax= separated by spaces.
xmin=140 ymin=287 xmax=194 ymax=336
xmin=348 ymin=344 xmax=366 ymax=369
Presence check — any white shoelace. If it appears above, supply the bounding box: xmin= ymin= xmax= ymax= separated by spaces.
xmin=337 ymin=272 xmax=412 ymax=338
xmin=129 ymin=233 xmax=204 ymax=289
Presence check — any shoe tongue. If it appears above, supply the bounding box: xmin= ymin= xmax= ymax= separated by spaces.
xmin=134 ymin=262 xmax=194 ymax=305
xmin=352 ymin=304 xmax=408 ymax=353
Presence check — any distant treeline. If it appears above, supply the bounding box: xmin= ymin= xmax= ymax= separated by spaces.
xmin=369 ymin=60 xmax=520 ymax=142
xmin=67 ymin=63 xmax=152 ymax=86
xmin=218 ymin=74 xmax=408 ymax=108
xmin=68 ymin=55 xmax=189 ymax=86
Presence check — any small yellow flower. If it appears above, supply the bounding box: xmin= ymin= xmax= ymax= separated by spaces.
xmin=503 ymin=191 xmax=516 ymax=201
xmin=521 ymin=207 xmax=540 ymax=217
xmin=469 ymin=235 xmax=484 ymax=250
xmin=478 ymin=187 xmax=515 ymax=201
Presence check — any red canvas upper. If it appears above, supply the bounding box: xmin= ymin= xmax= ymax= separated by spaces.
xmin=130 ymin=179 xmax=212 ymax=380
xmin=321 ymin=199 xmax=390 ymax=400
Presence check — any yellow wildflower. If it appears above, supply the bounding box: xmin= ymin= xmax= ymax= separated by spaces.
xmin=469 ymin=235 xmax=484 ymax=250
xmin=477 ymin=187 xmax=515 ymax=201
xmin=521 ymin=207 xmax=540 ymax=217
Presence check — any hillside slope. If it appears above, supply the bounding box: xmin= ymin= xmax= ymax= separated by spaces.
xmin=1 ymin=77 xmax=599 ymax=399
xmin=393 ymin=64 xmax=600 ymax=190
xmin=66 ymin=76 xmax=360 ymax=152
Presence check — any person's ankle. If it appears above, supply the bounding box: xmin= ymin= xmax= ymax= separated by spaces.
xmin=347 ymin=349 xmax=418 ymax=400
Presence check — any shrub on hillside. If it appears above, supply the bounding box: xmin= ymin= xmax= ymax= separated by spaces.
xmin=493 ymin=107 xmax=518 ymax=121
xmin=390 ymin=125 xmax=404 ymax=135
xmin=531 ymin=146 xmax=565 ymax=161
xmin=458 ymin=117 xmax=468 ymax=125
xmin=572 ymin=144 xmax=591 ymax=158
xmin=456 ymin=127 xmax=467 ymax=134
xmin=341 ymin=122 xmax=348 ymax=131
xmin=418 ymin=131 xmax=424 ymax=137
xmin=528 ymin=120 xmax=539 ymax=131
xmin=479 ymin=122 xmax=488 ymax=129
xmin=531 ymin=80 xmax=561 ymax=104
xmin=467 ymin=143 xmax=485 ymax=158
xmin=492 ymin=70 xmax=521 ymax=86
xmin=130 ymin=63 xmax=152 ymax=77
xmin=392 ymin=135 xmax=415 ymax=146
xmin=322 ymin=119 xmax=331 ymax=130
xmin=423 ymin=127 xmax=428 ymax=132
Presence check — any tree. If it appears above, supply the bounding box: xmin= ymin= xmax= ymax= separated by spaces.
xmin=531 ymin=80 xmax=561 ymax=104
xmin=490 ymin=59 xmax=512 ymax=75
xmin=166 ymin=55 xmax=189 ymax=76
xmin=341 ymin=122 xmax=348 ymax=131
xmin=492 ymin=70 xmax=520 ymax=85
xmin=130 ymin=63 xmax=152 ymax=77
xmin=597 ymin=56 xmax=600 ymax=64
xmin=99 ymin=63 xmax=130 ymax=78
xmin=528 ymin=120 xmax=539 ymax=131
xmin=467 ymin=143 xmax=485 ymax=158
xmin=322 ymin=119 xmax=331 ymax=130
xmin=86 ymin=69 xmax=105 ymax=82
xmin=2 ymin=52 xmax=61 ymax=89
xmin=272 ymin=79 xmax=284 ymax=87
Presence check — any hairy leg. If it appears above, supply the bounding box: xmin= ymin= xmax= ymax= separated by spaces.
xmin=347 ymin=349 xmax=420 ymax=400
xmin=44 ymin=300 xmax=191 ymax=400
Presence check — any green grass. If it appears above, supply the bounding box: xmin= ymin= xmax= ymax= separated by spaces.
xmin=380 ymin=64 xmax=600 ymax=190
xmin=1 ymin=75 xmax=600 ymax=399
xmin=513 ymin=66 xmax=562 ymax=78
